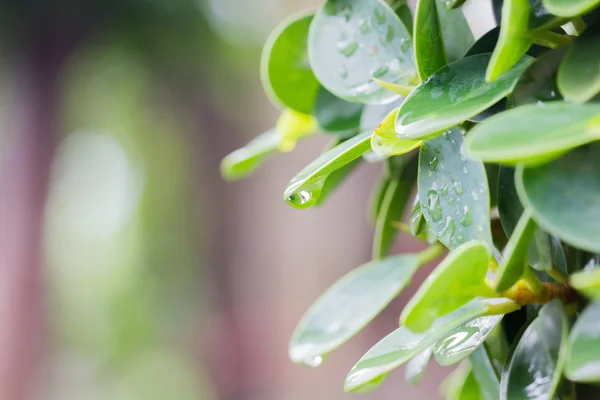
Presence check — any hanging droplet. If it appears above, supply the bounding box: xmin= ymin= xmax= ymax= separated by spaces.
xmin=452 ymin=178 xmax=463 ymax=195
xmin=427 ymin=190 xmax=442 ymax=222
xmin=461 ymin=205 xmax=472 ymax=227
xmin=439 ymin=217 xmax=456 ymax=243
xmin=305 ymin=355 xmax=324 ymax=368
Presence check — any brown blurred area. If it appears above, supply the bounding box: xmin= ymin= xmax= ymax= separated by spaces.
xmin=0 ymin=0 xmax=492 ymax=399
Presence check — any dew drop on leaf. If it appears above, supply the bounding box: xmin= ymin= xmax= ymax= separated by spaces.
xmin=439 ymin=216 xmax=456 ymax=243
xmin=441 ymin=184 xmax=450 ymax=196
xmin=429 ymin=157 xmax=439 ymax=171
xmin=452 ymin=178 xmax=463 ymax=195
xmin=374 ymin=5 xmax=386 ymax=25
xmin=461 ymin=205 xmax=473 ymax=227
xmin=338 ymin=39 xmax=359 ymax=57
xmin=427 ymin=189 xmax=443 ymax=221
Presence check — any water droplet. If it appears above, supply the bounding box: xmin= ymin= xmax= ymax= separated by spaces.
xmin=385 ymin=25 xmax=394 ymax=43
xmin=427 ymin=190 xmax=443 ymax=222
xmin=471 ymin=190 xmax=479 ymax=200
xmin=400 ymin=38 xmax=411 ymax=52
xmin=429 ymin=157 xmax=439 ymax=171
xmin=461 ymin=206 xmax=472 ymax=227
xmin=305 ymin=355 xmax=324 ymax=368
xmin=338 ymin=40 xmax=359 ymax=57
xmin=441 ymin=184 xmax=450 ymax=196
xmin=452 ymin=178 xmax=463 ymax=195
xmin=342 ymin=6 xmax=352 ymax=22
xmin=463 ymin=165 xmax=468 ymax=174
xmin=374 ymin=6 xmax=386 ymax=24
xmin=432 ymin=87 xmax=443 ymax=100
xmin=358 ymin=17 xmax=372 ymax=33
xmin=448 ymin=198 xmax=455 ymax=206
xmin=339 ymin=65 xmax=348 ymax=79
xmin=287 ymin=190 xmax=315 ymax=207
xmin=422 ymin=143 xmax=430 ymax=151
xmin=459 ymin=146 xmax=467 ymax=161
xmin=439 ymin=217 xmax=456 ymax=243
xmin=372 ymin=64 xmax=388 ymax=78
xmin=434 ymin=146 xmax=441 ymax=154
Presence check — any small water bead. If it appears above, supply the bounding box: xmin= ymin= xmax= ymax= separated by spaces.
xmin=452 ymin=178 xmax=463 ymax=195
xmin=374 ymin=5 xmax=386 ymax=25
xmin=338 ymin=39 xmax=359 ymax=57
xmin=463 ymin=165 xmax=468 ymax=174
xmin=441 ymin=184 xmax=450 ymax=196
xmin=385 ymin=25 xmax=395 ymax=43
xmin=339 ymin=65 xmax=349 ymax=80
xmin=400 ymin=38 xmax=411 ymax=53
xmin=287 ymin=190 xmax=313 ymax=206
xmin=358 ymin=17 xmax=372 ymax=33
xmin=429 ymin=157 xmax=439 ymax=171
xmin=427 ymin=189 xmax=443 ymax=222
xmin=342 ymin=6 xmax=352 ymax=22
xmin=372 ymin=64 xmax=389 ymax=78
xmin=442 ymin=131 xmax=450 ymax=140
xmin=461 ymin=206 xmax=473 ymax=227
xmin=305 ymin=355 xmax=324 ymax=368
xmin=448 ymin=198 xmax=455 ymax=206
xmin=422 ymin=143 xmax=430 ymax=151
xmin=432 ymin=87 xmax=443 ymax=100
xmin=439 ymin=217 xmax=456 ymax=243
xmin=434 ymin=146 xmax=441 ymax=154
xmin=471 ymin=190 xmax=479 ymax=201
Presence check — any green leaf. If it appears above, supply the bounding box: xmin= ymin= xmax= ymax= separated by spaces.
xmin=409 ymin=197 xmax=428 ymax=236
xmin=284 ymin=131 xmax=371 ymax=209
xmin=500 ymin=300 xmax=568 ymax=400
xmin=507 ymin=49 xmax=565 ymax=108
xmin=371 ymin=108 xmax=422 ymax=155
xmin=443 ymin=363 xmax=482 ymax=400
xmin=436 ymin=0 xmax=474 ymax=62
xmin=394 ymin=1 xmax=414 ymax=33
xmin=261 ymin=11 xmax=320 ymax=114
xmin=566 ymin=301 xmax=600 ymax=382
xmin=405 ymin=347 xmax=433 ymax=385
xmin=441 ymin=0 xmax=468 ymax=8
xmin=528 ymin=0 xmax=567 ymax=30
xmin=557 ymin=26 xmax=600 ymax=104
xmin=486 ymin=0 xmax=533 ymax=81
xmin=465 ymin=27 xmax=500 ymax=57
xmin=570 ymin=268 xmax=600 ymax=299
xmin=373 ymin=156 xmax=419 ymax=258
xmin=345 ymin=297 xmax=516 ymax=392
xmin=414 ymin=0 xmax=448 ymax=81
xmin=433 ymin=315 xmax=503 ymax=366
xmin=465 ymin=102 xmax=600 ymax=166
xmin=369 ymin=173 xmax=392 ymax=223
xmin=308 ymin=0 xmax=417 ymax=104
xmin=400 ymin=241 xmax=497 ymax=332
xmin=497 ymin=167 xmax=523 ymax=236
xmin=313 ymin=87 xmax=363 ymax=137
xmin=495 ymin=209 xmax=537 ymax=292
xmin=470 ymin=345 xmax=501 ymax=400
xmin=418 ymin=127 xmax=492 ymax=250
xmin=314 ymin=141 xmax=362 ymax=206
xmin=516 ymin=144 xmax=600 ymax=253
xmin=361 ymin=100 xmax=404 ymax=132
xmin=395 ymin=54 xmax=533 ymax=140
xmin=220 ymin=130 xmax=280 ymax=181
xmin=289 ymin=253 xmax=420 ymax=366
xmin=543 ymin=0 xmax=600 ymax=17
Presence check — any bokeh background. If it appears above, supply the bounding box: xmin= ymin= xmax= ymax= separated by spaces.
xmin=0 ymin=1 xmax=492 ymax=399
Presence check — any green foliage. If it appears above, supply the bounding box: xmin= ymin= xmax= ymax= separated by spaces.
xmin=222 ymin=0 xmax=600 ymax=397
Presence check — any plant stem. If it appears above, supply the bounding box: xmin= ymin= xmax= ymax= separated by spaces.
xmin=531 ymin=30 xmax=573 ymax=49
xmin=548 ymin=266 xmax=569 ymax=284
xmin=500 ymin=280 xmax=578 ymax=306
xmin=417 ymin=242 xmax=445 ymax=265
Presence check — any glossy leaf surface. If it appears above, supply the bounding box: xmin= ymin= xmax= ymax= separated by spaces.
xmin=470 ymin=345 xmax=501 ymax=400
xmin=395 ymin=54 xmax=532 ymax=140
xmin=418 ymin=127 xmax=492 ymax=249
xmin=284 ymin=131 xmax=371 ymax=209
xmin=308 ymin=0 xmax=416 ymax=104
xmin=345 ymin=298 xmax=515 ymax=392
xmin=373 ymin=156 xmax=418 ymax=258
xmin=445 ymin=365 xmax=482 ymax=400
xmin=405 ymin=347 xmax=433 ymax=385
xmin=500 ymin=300 xmax=568 ymax=400
xmin=486 ymin=0 xmax=533 ymax=81
xmin=465 ymin=102 xmax=600 ymax=165
xmin=433 ymin=315 xmax=503 ymax=366
xmin=436 ymin=0 xmax=474 ymax=62
xmin=313 ymin=87 xmax=363 ymax=137
xmin=400 ymin=241 xmax=496 ymax=332
xmin=517 ymin=144 xmax=600 ymax=253
xmin=544 ymin=0 xmax=600 ymax=16
xmin=557 ymin=27 xmax=600 ymax=104
xmin=569 ymin=269 xmax=600 ymax=299
xmin=414 ymin=0 xmax=448 ymax=81
xmin=371 ymin=108 xmax=422 ymax=155
xmin=566 ymin=301 xmax=600 ymax=382
xmin=261 ymin=12 xmax=320 ymax=114
xmin=290 ymin=254 xmax=420 ymax=366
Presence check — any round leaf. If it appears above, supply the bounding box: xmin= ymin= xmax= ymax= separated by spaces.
xmin=557 ymin=26 xmax=600 ymax=104
xmin=465 ymin=102 xmax=600 ymax=165
xmin=543 ymin=0 xmax=600 ymax=16
xmin=371 ymin=108 xmax=422 ymax=155
xmin=433 ymin=315 xmax=503 ymax=366
xmin=308 ymin=0 xmax=416 ymax=104
xmin=500 ymin=300 xmax=568 ymax=400
xmin=289 ymin=254 xmax=421 ymax=366
xmin=566 ymin=301 xmax=600 ymax=382
xmin=261 ymin=12 xmax=320 ymax=114
xmin=418 ymin=127 xmax=492 ymax=249
xmin=395 ymin=54 xmax=533 ymax=140
xmin=284 ymin=131 xmax=371 ymax=209
xmin=516 ymin=144 xmax=600 ymax=253
xmin=414 ymin=0 xmax=448 ymax=81
xmin=400 ymin=241 xmax=496 ymax=333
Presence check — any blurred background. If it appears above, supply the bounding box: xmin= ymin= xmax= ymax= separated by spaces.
xmin=0 ymin=1 xmax=492 ymax=399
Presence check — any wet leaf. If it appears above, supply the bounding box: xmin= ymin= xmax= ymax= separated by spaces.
xmin=470 ymin=345 xmax=501 ymax=400
xmin=543 ymin=0 xmax=600 ymax=17
xmin=528 ymin=0 xmax=567 ymax=30
xmin=369 ymin=172 xmax=392 ymax=223
xmin=410 ymin=197 xmax=428 ymax=236
xmin=395 ymin=54 xmax=532 ymax=140
xmin=289 ymin=253 xmax=420 ymax=366
xmin=418 ymin=127 xmax=492 ymax=250
xmin=465 ymin=102 xmax=600 ymax=166
xmin=400 ymin=241 xmax=497 ymax=332
xmin=443 ymin=363 xmax=482 ymax=400
xmin=557 ymin=26 xmax=600 ymax=103
xmin=308 ymin=0 xmax=417 ymax=104
xmin=220 ymin=130 xmax=280 ymax=181
xmin=313 ymin=87 xmax=363 ymax=137
xmin=315 ymin=139 xmax=362 ymax=206
xmin=284 ymin=131 xmax=371 ymax=209
xmin=436 ymin=0 xmax=474 ymax=62
xmin=405 ymin=347 xmax=433 ymax=385
xmin=345 ymin=298 xmax=516 ymax=392
xmin=486 ymin=0 xmax=533 ymax=81
xmin=500 ymin=300 xmax=568 ymax=400
xmin=516 ymin=144 xmax=600 ymax=253
xmin=566 ymin=301 xmax=600 ymax=382
xmin=414 ymin=0 xmax=448 ymax=80
xmin=434 ymin=316 xmax=503 ymax=366
xmin=261 ymin=11 xmax=320 ymax=114
xmin=371 ymin=108 xmax=422 ymax=155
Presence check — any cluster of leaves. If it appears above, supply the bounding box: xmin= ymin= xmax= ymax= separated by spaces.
xmin=221 ymin=0 xmax=600 ymax=398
